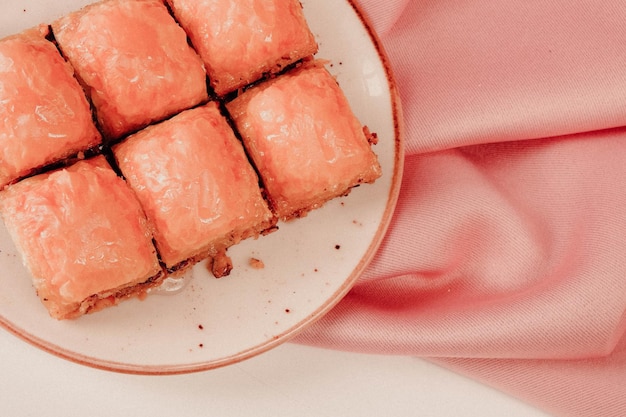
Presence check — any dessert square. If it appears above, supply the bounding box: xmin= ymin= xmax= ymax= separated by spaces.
xmin=51 ymin=0 xmax=208 ymax=140
xmin=166 ymin=0 xmax=318 ymax=96
xmin=0 ymin=26 xmax=101 ymax=189
xmin=112 ymin=102 xmax=276 ymax=271
xmin=227 ymin=62 xmax=382 ymax=220
xmin=0 ymin=156 xmax=163 ymax=320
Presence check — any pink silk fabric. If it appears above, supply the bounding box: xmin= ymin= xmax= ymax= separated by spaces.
xmin=295 ymin=1 xmax=626 ymax=415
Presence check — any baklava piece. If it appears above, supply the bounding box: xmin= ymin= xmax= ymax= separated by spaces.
xmin=113 ymin=102 xmax=276 ymax=272
xmin=166 ymin=0 xmax=318 ymax=96
xmin=51 ymin=0 xmax=208 ymax=140
xmin=0 ymin=26 xmax=101 ymax=189
xmin=227 ymin=61 xmax=382 ymax=220
xmin=0 ymin=156 xmax=163 ymax=319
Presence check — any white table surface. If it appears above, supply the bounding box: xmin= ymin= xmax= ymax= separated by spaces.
xmin=0 ymin=330 xmax=551 ymax=417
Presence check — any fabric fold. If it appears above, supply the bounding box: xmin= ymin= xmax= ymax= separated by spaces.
xmin=373 ymin=0 xmax=626 ymax=154
xmin=297 ymin=131 xmax=626 ymax=361
xmin=433 ymin=328 xmax=626 ymax=417
xmin=297 ymin=1 xmax=626 ymax=415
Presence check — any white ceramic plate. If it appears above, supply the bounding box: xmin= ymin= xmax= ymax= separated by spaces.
xmin=0 ymin=0 xmax=403 ymax=374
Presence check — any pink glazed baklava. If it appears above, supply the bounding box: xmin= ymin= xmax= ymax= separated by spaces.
xmin=0 ymin=26 xmax=101 ymax=189
xmin=166 ymin=0 xmax=318 ymax=96
xmin=227 ymin=61 xmax=382 ymax=220
xmin=52 ymin=0 xmax=208 ymax=140
xmin=0 ymin=156 xmax=163 ymax=319
xmin=113 ymin=102 xmax=276 ymax=272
